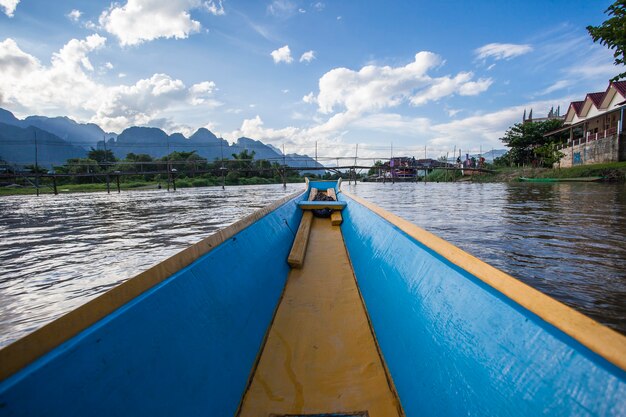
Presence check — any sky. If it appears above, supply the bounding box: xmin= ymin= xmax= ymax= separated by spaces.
xmin=0 ymin=0 xmax=623 ymax=160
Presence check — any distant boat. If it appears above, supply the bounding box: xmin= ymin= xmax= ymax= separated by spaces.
xmin=1 ymin=179 xmax=624 ymax=416
xmin=519 ymin=176 xmax=604 ymax=182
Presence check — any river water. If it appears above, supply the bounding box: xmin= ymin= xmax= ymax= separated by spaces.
xmin=0 ymin=182 xmax=625 ymax=346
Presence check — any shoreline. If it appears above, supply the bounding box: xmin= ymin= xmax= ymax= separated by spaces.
xmin=2 ymin=162 xmax=626 ymax=196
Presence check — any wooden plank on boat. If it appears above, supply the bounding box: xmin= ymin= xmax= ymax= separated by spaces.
xmin=331 ymin=211 xmax=343 ymax=226
xmin=298 ymin=201 xmax=347 ymax=210
xmin=240 ymin=217 xmax=403 ymax=416
xmin=287 ymin=188 xmax=317 ymax=268
xmin=327 ymin=188 xmax=343 ymax=225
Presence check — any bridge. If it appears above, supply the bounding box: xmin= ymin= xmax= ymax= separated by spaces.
xmin=0 ymin=158 xmax=493 ymax=195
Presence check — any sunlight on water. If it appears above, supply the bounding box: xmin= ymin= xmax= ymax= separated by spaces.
xmin=1 ymin=181 xmax=625 ymax=347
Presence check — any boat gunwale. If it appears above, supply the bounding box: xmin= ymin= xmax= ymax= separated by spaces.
xmin=342 ymin=190 xmax=626 ymax=372
xmin=0 ymin=190 xmax=304 ymax=382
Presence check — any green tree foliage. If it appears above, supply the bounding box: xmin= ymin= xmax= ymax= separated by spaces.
xmin=368 ymin=160 xmax=384 ymax=176
xmin=229 ymin=149 xmax=256 ymax=177
xmin=499 ymin=119 xmax=566 ymax=167
xmin=87 ymin=148 xmax=117 ymax=170
xmin=587 ymin=0 xmax=626 ymax=81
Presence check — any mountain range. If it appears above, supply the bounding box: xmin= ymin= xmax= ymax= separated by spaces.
xmin=0 ymin=108 xmax=323 ymax=172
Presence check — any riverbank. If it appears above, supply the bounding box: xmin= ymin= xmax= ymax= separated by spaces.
xmin=0 ymin=176 xmax=307 ymax=196
xmin=457 ymin=161 xmax=626 ymax=183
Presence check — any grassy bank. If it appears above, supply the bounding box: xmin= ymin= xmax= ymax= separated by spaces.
xmin=0 ymin=177 xmax=307 ymax=196
xmin=485 ymin=161 xmax=626 ymax=182
xmin=423 ymin=161 xmax=626 ymax=183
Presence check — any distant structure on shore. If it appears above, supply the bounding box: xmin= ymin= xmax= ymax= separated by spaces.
xmin=522 ymin=106 xmax=564 ymax=124
xmin=546 ymin=80 xmax=626 ymax=168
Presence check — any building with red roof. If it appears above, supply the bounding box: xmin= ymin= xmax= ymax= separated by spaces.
xmin=546 ymin=80 xmax=626 ymax=167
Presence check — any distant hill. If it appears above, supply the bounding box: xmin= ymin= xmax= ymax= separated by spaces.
xmin=0 ymin=107 xmax=324 ymax=171
xmin=0 ymin=123 xmax=86 ymax=167
xmin=0 ymin=108 xmax=115 ymax=148
xmin=105 ymin=127 xmax=325 ymax=173
xmin=104 ymin=126 xmax=227 ymax=160
xmin=24 ymin=115 xmax=114 ymax=147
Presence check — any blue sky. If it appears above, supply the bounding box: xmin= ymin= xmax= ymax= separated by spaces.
xmin=0 ymin=0 xmax=623 ymax=159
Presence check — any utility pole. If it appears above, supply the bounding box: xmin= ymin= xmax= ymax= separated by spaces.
xmin=282 ymin=143 xmax=286 ymax=188
xmin=166 ymin=137 xmax=171 ymax=192
xmin=34 ymin=131 xmax=39 ymax=196
xmin=103 ymin=135 xmax=110 ymax=194
xmin=220 ymin=138 xmax=225 ymax=190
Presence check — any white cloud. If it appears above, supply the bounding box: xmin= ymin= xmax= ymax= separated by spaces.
xmin=0 ymin=0 xmax=19 ymax=17
xmin=204 ymin=0 xmax=224 ymax=15
xmin=475 ymin=43 xmax=533 ymax=61
xmin=267 ymin=0 xmax=297 ymax=17
xmin=446 ymin=108 xmax=461 ymax=117
xmin=189 ymin=80 xmax=218 ymax=105
xmin=84 ymin=21 xmax=98 ymax=30
xmin=105 ymin=62 xmax=114 ymax=69
xmin=0 ymin=36 xmax=219 ymax=132
xmin=271 ymin=45 xmax=293 ymax=64
xmin=281 ymin=89 xmax=289 ymax=93
xmin=99 ymin=0 xmax=213 ymax=46
xmin=302 ymin=92 xmax=316 ymax=104
xmin=224 ymin=52 xmax=501 ymax=156
xmin=315 ymin=51 xmax=491 ymax=115
xmin=53 ymin=34 xmax=107 ymax=73
xmin=566 ymin=61 xmax=624 ymax=79
xmin=299 ymin=50 xmax=316 ymax=63
xmin=0 ymin=38 xmax=40 ymax=77
xmin=537 ymin=80 xmax=571 ymax=96
xmin=313 ymin=2 xmax=325 ymax=11
xmin=67 ymin=9 xmax=82 ymax=22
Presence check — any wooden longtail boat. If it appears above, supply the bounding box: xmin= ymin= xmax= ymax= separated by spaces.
xmin=519 ymin=176 xmax=604 ymax=182
xmin=0 ymin=180 xmax=625 ymax=416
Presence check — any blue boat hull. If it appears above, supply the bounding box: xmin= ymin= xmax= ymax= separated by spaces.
xmin=1 ymin=181 xmax=625 ymax=416
xmin=0 ymin=193 xmax=302 ymax=416
xmin=341 ymin=192 xmax=626 ymax=416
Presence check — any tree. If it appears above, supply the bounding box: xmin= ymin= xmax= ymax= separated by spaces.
xmin=368 ymin=160 xmax=384 ymax=176
xmin=499 ymin=119 xmax=566 ymax=167
xmin=230 ymin=149 xmax=255 ymax=177
xmin=88 ymin=148 xmax=117 ymax=170
xmin=587 ymin=0 xmax=626 ymax=81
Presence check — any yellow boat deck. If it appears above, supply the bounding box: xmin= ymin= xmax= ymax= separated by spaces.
xmin=238 ymin=216 xmax=403 ymax=416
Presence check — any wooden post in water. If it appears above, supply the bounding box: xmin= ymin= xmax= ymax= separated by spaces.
xmin=220 ymin=138 xmax=225 ymax=190
xmin=34 ymin=131 xmax=39 ymax=197
xmin=52 ymin=174 xmax=58 ymax=195
xmin=283 ymin=144 xmax=287 ymax=188
xmin=115 ymin=171 xmax=121 ymax=193
xmin=172 ymin=169 xmax=177 ymax=191
xmin=103 ymin=135 xmax=110 ymax=194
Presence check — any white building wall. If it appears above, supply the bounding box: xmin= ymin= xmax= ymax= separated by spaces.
xmin=586 ymin=105 xmax=601 ymax=118
xmin=607 ymin=92 xmax=626 ymax=110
